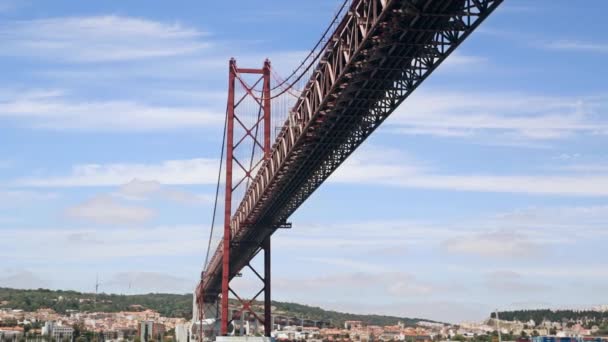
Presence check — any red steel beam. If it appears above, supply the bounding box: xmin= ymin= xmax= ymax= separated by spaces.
xmin=262 ymin=59 xmax=272 ymax=337
xmin=221 ymin=58 xmax=236 ymax=336
xmin=237 ymin=68 xmax=265 ymax=74
xmin=263 ymin=60 xmax=271 ymax=160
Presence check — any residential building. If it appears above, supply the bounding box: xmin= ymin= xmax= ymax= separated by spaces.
xmin=42 ymin=321 xmax=74 ymax=341
xmin=139 ymin=320 xmax=165 ymax=342
xmin=175 ymin=322 xmax=190 ymax=342
xmin=0 ymin=327 xmax=24 ymax=341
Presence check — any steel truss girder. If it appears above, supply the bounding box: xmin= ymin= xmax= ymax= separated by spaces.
xmin=202 ymin=0 xmax=502 ymax=307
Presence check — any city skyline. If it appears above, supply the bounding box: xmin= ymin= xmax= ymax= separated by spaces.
xmin=1 ymin=0 xmax=607 ymax=323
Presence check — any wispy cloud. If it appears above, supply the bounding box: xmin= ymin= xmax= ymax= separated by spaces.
xmin=436 ymin=53 xmax=488 ymax=71
xmin=331 ymin=145 xmax=608 ymax=197
xmin=277 ymin=203 xmax=605 ymax=258
xmin=12 ymin=144 xmax=608 ymax=197
xmin=0 ymin=89 xmax=223 ymax=131
xmin=0 ymin=16 xmax=209 ymax=62
xmin=0 ymin=270 xmax=50 ymax=289
xmin=0 ymin=189 xmax=59 ymax=207
xmin=297 ymin=257 xmax=392 ymax=273
xmin=15 ymin=158 xmax=219 ymax=187
xmin=105 ymin=271 xmax=194 ymax=294
xmin=560 ymin=163 xmax=608 ymax=173
xmin=272 ymin=272 xmax=438 ymax=298
xmin=115 ymin=179 xmax=213 ymax=204
xmin=65 ymin=195 xmax=156 ymax=225
xmin=389 ymin=90 xmax=608 ymax=141
xmin=484 ymin=271 xmax=550 ymax=293
xmin=543 ymin=40 xmax=608 ymax=54
xmin=442 ymin=231 xmax=540 ymax=258
xmin=0 ymin=225 xmax=206 ymax=260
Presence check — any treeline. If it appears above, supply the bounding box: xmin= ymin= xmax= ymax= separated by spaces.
xmin=272 ymin=301 xmax=436 ymax=327
xmin=0 ymin=287 xmax=435 ymax=327
xmin=492 ymin=310 xmax=608 ymax=323
xmin=0 ymin=288 xmax=192 ymax=318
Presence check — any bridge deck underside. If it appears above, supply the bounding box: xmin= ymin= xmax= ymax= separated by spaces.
xmin=201 ymin=0 xmax=502 ymax=301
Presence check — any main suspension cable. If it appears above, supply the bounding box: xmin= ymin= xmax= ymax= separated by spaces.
xmin=202 ymin=0 xmax=351 ymax=273
xmin=242 ymin=0 xmax=350 ymax=98
xmin=202 ymin=104 xmax=228 ymax=273
xmin=267 ymin=0 xmax=350 ymax=92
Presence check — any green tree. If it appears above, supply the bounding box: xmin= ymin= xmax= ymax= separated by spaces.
xmin=72 ymin=322 xmax=85 ymax=339
xmin=453 ymin=334 xmax=467 ymax=342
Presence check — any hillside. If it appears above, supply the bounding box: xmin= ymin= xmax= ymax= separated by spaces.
xmin=0 ymin=287 xmax=436 ymax=327
xmin=493 ymin=309 xmax=608 ymax=323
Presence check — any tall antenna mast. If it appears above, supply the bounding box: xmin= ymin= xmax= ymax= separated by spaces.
xmin=495 ymin=309 xmax=502 ymax=342
xmin=94 ymin=274 xmax=100 ymax=310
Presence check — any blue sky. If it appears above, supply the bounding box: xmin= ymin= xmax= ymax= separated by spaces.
xmin=1 ymin=0 xmax=607 ymax=323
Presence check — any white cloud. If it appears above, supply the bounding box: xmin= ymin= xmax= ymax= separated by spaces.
xmin=0 ymin=270 xmax=50 ymax=289
xmin=484 ymin=271 xmax=550 ymax=293
xmin=439 ymin=53 xmax=488 ymax=71
xmin=442 ymin=231 xmax=540 ymax=258
xmin=105 ymin=271 xmax=194 ymax=294
xmin=297 ymin=257 xmax=392 ymax=273
xmin=391 ymin=174 xmax=608 ymax=196
xmin=517 ymin=266 xmax=608 ymax=279
xmin=277 ymin=203 xmax=607 ymax=259
xmin=331 ymin=145 xmax=608 ymax=197
xmin=451 ymin=265 xmax=608 ymax=281
xmin=273 ymin=272 xmax=437 ymax=298
xmin=0 ymin=89 xmax=223 ymax=131
xmin=0 ymin=225 xmax=206 ymax=260
xmin=0 ymin=189 xmax=59 ymax=207
xmin=0 ymin=16 xmax=208 ymax=62
xmin=274 ymin=219 xmax=450 ymax=254
xmin=389 ymin=90 xmax=608 ymax=140
xmin=116 ymin=179 xmax=213 ymax=204
xmin=386 ymin=276 xmax=436 ymax=296
xmin=560 ymin=163 xmax=608 ymax=173
xmin=16 ymin=158 xmax=219 ymax=187
xmin=116 ymin=179 xmax=166 ymax=200
xmin=495 ymin=205 xmax=608 ymax=227
xmin=544 ymin=40 xmax=608 ymax=54
xmin=65 ymin=195 xmax=155 ymax=224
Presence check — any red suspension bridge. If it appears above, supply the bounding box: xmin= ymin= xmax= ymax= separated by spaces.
xmin=195 ymin=0 xmax=503 ymax=337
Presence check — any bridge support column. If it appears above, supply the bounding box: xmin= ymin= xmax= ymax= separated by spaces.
xmin=220 ymin=58 xmax=237 ymax=336
xmin=263 ymin=236 xmax=271 ymax=337
xmin=263 ymin=59 xmax=272 ymax=338
xmin=219 ymin=58 xmax=273 ymax=337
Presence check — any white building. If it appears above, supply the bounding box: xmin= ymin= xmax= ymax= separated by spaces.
xmin=176 ymin=323 xmax=191 ymax=342
xmin=0 ymin=328 xmax=23 ymax=341
xmin=42 ymin=321 xmax=74 ymax=341
xmin=593 ymin=305 xmax=608 ymax=312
